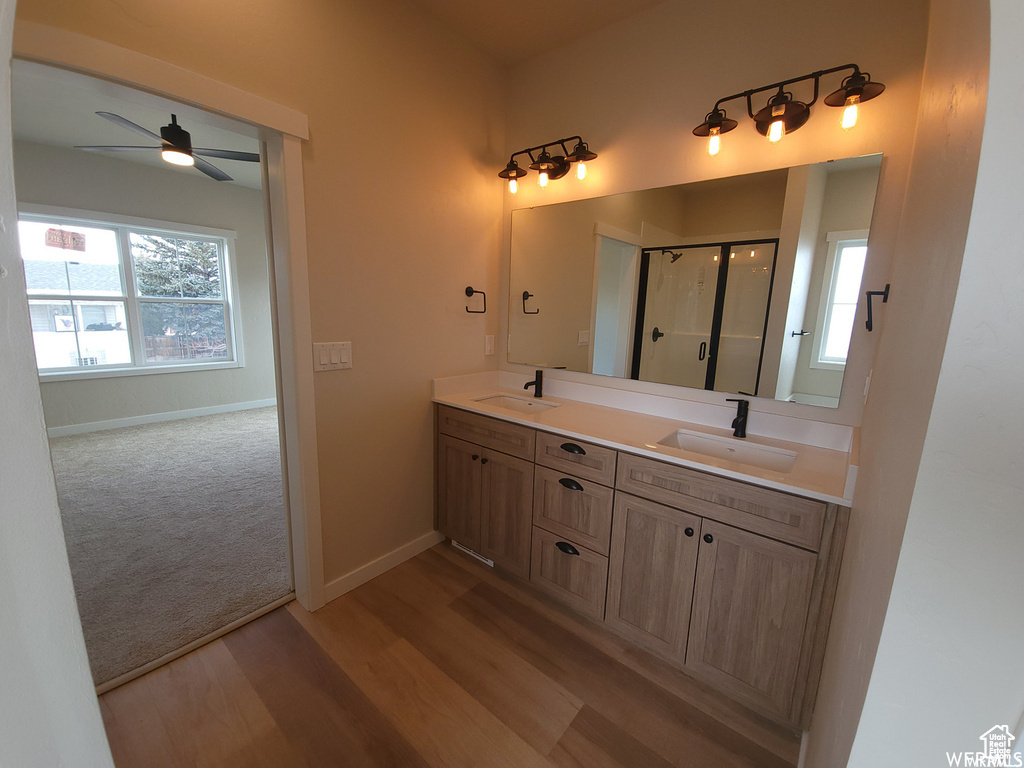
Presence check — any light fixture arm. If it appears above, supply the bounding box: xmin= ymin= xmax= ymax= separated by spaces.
xmin=507 ymin=135 xmax=585 ymax=167
xmin=704 ymin=64 xmax=862 ymax=119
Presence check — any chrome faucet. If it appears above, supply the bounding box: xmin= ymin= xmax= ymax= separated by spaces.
xmin=524 ymin=370 xmax=543 ymax=398
xmin=726 ymin=398 xmax=748 ymax=438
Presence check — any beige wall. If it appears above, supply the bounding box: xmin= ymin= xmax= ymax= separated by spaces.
xmin=848 ymin=1 xmax=1020 ymax=761
xmin=805 ymin=0 xmax=990 ymax=764
xmin=501 ymin=0 xmax=930 ymax=428
xmin=0 ymin=0 xmax=113 ymax=763
xmin=13 ymin=140 xmax=276 ymax=429
xmin=13 ymin=0 xmax=507 ymax=584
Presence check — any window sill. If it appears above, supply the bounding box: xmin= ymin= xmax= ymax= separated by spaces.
xmin=38 ymin=359 xmax=243 ymax=382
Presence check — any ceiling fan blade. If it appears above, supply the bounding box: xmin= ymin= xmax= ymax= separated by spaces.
xmin=96 ymin=111 xmax=164 ymax=144
xmin=75 ymin=145 xmax=163 ymax=152
xmin=193 ymin=148 xmax=260 ymax=163
xmin=193 ymin=155 xmax=233 ymax=182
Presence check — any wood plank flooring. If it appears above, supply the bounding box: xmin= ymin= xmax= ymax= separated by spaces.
xmin=100 ymin=543 xmax=801 ymax=767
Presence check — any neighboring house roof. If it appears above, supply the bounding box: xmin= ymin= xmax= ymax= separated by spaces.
xmin=23 ymin=258 xmax=122 ymax=295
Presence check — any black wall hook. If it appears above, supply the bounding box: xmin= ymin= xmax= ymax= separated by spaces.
xmin=465 ymin=286 xmax=486 ymax=313
xmin=522 ymin=291 xmax=539 ymax=314
xmin=865 ymin=283 xmax=890 ymax=331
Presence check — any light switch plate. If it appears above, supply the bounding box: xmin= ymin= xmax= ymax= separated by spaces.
xmin=578 ymin=330 xmax=590 ymax=346
xmin=484 ymin=335 xmax=495 ymax=356
xmin=313 ymin=342 xmax=352 ymax=371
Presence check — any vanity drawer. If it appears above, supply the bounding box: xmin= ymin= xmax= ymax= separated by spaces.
xmin=437 ymin=405 xmax=535 ymax=461
xmin=616 ymin=453 xmax=826 ymax=551
xmin=533 ymin=466 xmax=614 ymax=555
xmin=530 ymin=527 xmax=608 ymax=621
xmin=535 ymin=431 xmax=617 ymax=486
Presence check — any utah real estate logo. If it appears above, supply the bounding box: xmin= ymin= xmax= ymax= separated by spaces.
xmin=947 ymin=726 xmax=1023 ymax=767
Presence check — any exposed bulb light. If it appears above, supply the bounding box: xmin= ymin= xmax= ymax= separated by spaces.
xmin=162 ymin=148 xmax=194 ymax=166
xmin=841 ymin=94 xmax=860 ymax=130
xmin=707 ymin=126 xmax=721 ymax=156
xmin=577 ymin=162 xmax=587 ymax=180
xmin=767 ymin=103 xmax=786 ymax=143
xmin=538 ymin=171 xmax=549 ymax=187
xmin=501 ymin=136 xmax=596 ymax=191
xmin=730 ymin=252 xmax=736 ymax=259
xmin=509 ymin=178 xmax=518 ymax=194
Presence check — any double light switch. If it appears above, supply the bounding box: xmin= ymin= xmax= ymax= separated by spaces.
xmin=313 ymin=342 xmax=352 ymax=371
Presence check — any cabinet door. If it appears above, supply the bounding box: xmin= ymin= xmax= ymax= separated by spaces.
xmin=605 ymin=493 xmax=701 ymax=664
xmin=686 ymin=520 xmax=816 ymax=723
xmin=479 ymin=449 xmax=534 ymax=578
xmin=437 ymin=434 xmax=482 ymax=551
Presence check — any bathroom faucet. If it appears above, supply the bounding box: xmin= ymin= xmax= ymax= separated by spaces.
xmin=726 ymin=398 xmax=748 ymax=438
xmin=524 ymin=370 xmax=543 ymax=398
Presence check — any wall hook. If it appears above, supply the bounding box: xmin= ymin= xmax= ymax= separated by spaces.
xmin=865 ymin=283 xmax=890 ymax=331
xmin=465 ymin=286 xmax=486 ymax=313
xmin=522 ymin=290 xmax=539 ymax=314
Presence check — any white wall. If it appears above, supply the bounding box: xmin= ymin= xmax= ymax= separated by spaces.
xmin=0 ymin=0 xmax=114 ymax=763
xmin=12 ymin=0 xmax=508 ymax=585
xmin=501 ymin=0 xmax=930 ymax=428
xmin=848 ymin=0 xmax=1023 ymax=762
xmin=804 ymin=0 xmax=990 ymax=764
xmin=13 ymin=140 xmax=276 ymax=429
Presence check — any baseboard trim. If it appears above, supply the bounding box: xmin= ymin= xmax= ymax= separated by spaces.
xmin=48 ymin=398 xmax=278 ymax=438
xmin=324 ymin=530 xmax=445 ymax=603
xmin=95 ymin=591 xmax=295 ymax=695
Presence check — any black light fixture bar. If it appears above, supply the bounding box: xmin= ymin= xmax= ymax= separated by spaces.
xmin=499 ymin=135 xmax=597 ymax=192
xmin=694 ymin=63 xmax=884 ymax=153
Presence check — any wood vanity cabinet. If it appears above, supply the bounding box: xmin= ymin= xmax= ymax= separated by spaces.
xmin=436 ymin=407 xmax=534 ymax=578
xmin=435 ymin=404 xmax=849 ymax=728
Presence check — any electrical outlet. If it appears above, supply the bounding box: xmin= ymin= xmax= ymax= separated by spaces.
xmin=485 ymin=335 xmax=495 ymax=356
xmin=313 ymin=342 xmax=352 ymax=371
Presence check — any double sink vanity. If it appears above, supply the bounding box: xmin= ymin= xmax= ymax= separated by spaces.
xmin=433 ymin=373 xmax=855 ymax=730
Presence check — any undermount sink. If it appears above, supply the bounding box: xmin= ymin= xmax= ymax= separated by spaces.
xmin=654 ymin=428 xmax=797 ymax=473
xmin=474 ymin=394 xmax=561 ymax=414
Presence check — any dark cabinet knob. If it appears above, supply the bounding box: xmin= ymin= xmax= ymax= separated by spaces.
xmin=703 ymin=533 xmax=714 ymax=544
xmin=685 ymin=527 xmax=694 ymax=537
xmin=560 ymin=442 xmax=586 ymax=455
xmin=471 ymin=454 xmax=479 ymax=461
xmin=480 ymin=457 xmax=488 ymax=465
xmin=555 ymin=541 xmax=580 ymax=556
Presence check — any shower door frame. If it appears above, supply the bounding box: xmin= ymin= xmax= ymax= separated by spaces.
xmin=630 ymin=237 xmax=779 ymax=395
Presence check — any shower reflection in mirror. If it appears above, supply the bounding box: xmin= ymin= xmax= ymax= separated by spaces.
xmin=508 ymin=154 xmax=880 ymax=409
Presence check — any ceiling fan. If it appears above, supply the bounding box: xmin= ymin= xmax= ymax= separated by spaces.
xmin=75 ymin=112 xmax=260 ymax=182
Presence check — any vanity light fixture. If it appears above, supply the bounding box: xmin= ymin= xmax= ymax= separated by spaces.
xmin=498 ymin=136 xmax=597 ymax=193
xmin=694 ymin=64 xmax=884 ymax=152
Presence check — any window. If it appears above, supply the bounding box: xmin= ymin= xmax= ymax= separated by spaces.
xmin=812 ymin=230 xmax=869 ymax=370
xmin=18 ymin=209 xmax=240 ymax=377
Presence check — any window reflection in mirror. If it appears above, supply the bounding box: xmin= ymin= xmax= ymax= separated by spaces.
xmin=508 ymin=155 xmax=882 ymax=409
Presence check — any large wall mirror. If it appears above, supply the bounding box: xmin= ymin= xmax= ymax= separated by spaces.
xmin=508 ymin=155 xmax=882 ymax=409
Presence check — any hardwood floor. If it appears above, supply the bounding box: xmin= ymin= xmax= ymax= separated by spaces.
xmin=100 ymin=543 xmax=802 ymax=767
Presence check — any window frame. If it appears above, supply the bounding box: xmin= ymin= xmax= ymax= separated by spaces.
xmin=810 ymin=229 xmax=870 ymax=372
xmin=19 ymin=204 xmax=243 ymax=381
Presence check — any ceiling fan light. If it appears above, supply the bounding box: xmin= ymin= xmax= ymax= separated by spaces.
xmin=162 ymin=148 xmax=195 ymax=166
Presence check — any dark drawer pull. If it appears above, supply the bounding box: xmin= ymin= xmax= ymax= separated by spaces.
xmin=703 ymin=533 xmax=714 ymax=544
xmin=558 ymin=477 xmax=584 ymax=492
xmin=555 ymin=541 xmax=580 ymax=556
xmin=560 ymin=442 xmax=586 ymax=456
xmin=685 ymin=527 xmax=694 ymax=537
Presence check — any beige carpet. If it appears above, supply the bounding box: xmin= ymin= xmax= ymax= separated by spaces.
xmin=49 ymin=407 xmax=291 ymax=686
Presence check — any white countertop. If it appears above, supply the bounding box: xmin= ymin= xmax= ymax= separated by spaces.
xmin=433 ymin=373 xmax=857 ymax=505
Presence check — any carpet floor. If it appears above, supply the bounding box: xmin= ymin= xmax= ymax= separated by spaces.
xmin=49 ymin=407 xmax=291 ymax=686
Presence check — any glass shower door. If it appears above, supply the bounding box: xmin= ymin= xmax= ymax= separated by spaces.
xmin=715 ymin=242 xmax=778 ymax=395
xmin=636 ymin=245 xmax=721 ymax=388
